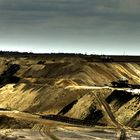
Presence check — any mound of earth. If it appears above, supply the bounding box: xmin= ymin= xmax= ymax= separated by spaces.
xmin=0 ymin=54 xmax=139 ymax=139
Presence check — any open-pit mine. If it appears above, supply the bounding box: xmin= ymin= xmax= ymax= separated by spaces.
xmin=0 ymin=52 xmax=139 ymax=140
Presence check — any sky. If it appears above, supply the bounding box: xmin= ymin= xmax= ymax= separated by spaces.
xmin=0 ymin=0 xmax=140 ymax=55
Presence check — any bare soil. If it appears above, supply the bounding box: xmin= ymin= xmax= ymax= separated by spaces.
xmin=0 ymin=53 xmax=139 ymax=139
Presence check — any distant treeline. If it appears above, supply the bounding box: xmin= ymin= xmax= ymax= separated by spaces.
xmin=0 ymin=51 xmax=140 ymax=62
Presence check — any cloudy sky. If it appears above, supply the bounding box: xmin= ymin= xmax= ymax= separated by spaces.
xmin=0 ymin=0 xmax=140 ymax=55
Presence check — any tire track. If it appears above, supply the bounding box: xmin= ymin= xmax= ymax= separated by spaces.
xmin=94 ymin=92 xmax=126 ymax=140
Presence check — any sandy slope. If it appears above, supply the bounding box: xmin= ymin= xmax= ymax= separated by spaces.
xmin=0 ymin=55 xmax=139 ymax=139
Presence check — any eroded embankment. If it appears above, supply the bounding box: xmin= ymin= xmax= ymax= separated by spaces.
xmin=0 ymin=56 xmax=139 ymax=130
xmin=0 ymin=83 xmax=139 ymax=130
xmin=18 ymin=62 xmax=140 ymax=86
xmin=106 ymin=90 xmax=140 ymax=128
xmin=1 ymin=56 xmax=140 ymax=86
xmin=0 ymin=115 xmax=35 ymax=129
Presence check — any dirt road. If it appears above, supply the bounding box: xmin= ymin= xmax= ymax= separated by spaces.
xmin=94 ymin=92 xmax=126 ymax=140
xmin=0 ymin=110 xmax=139 ymax=139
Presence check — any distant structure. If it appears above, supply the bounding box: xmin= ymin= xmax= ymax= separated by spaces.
xmin=100 ymin=55 xmax=113 ymax=62
xmin=111 ymin=78 xmax=129 ymax=88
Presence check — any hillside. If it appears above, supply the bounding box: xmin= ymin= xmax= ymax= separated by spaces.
xmin=0 ymin=53 xmax=139 ymax=139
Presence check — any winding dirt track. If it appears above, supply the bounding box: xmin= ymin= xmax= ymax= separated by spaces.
xmin=94 ymin=92 xmax=126 ymax=140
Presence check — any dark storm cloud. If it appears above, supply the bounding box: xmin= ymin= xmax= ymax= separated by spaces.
xmin=0 ymin=0 xmax=140 ymax=54
xmin=0 ymin=0 xmax=140 ymax=21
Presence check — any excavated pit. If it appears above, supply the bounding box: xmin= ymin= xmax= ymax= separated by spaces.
xmin=0 ymin=54 xmax=139 ymax=139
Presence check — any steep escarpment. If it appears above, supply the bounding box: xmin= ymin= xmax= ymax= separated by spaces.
xmin=106 ymin=90 xmax=140 ymax=128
